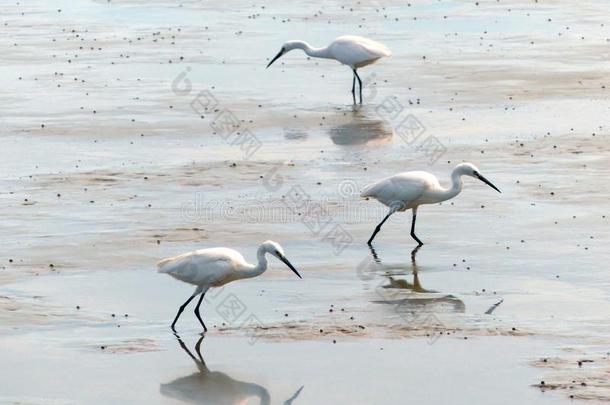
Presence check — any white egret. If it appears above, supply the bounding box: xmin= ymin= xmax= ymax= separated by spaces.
xmin=361 ymin=163 xmax=501 ymax=245
xmin=266 ymin=35 xmax=391 ymax=103
xmin=158 ymin=240 xmax=301 ymax=332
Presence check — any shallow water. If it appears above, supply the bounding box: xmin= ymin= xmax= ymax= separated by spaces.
xmin=0 ymin=330 xmax=578 ymax=405
xmin=2 ymin=0 xmax=610 ymax=403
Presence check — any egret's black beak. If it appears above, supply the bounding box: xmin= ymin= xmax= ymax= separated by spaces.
xmin=474 ymin=172 xmax=501 ymax=193
xmin=279 ymin=254 xmax=302 ymax=279
xmin=266 ymin=49 xmax=284 ymax=69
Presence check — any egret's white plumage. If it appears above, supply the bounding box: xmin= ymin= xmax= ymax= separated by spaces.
xmin=159 ymin=248 xmax=251 ymax=287
xmin=362 ymin=163 xmax=501 ymax=245
xmin=158 ymin=241 xmax=301 ymax=332
xmin=266 ymin=35 xmax=391 ymax=103
xmin=322 ymin=35 xmax=391 ymax=68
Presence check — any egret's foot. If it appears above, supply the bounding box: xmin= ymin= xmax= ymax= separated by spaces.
xmin=411 ymin=232 xmax=424 ymax=246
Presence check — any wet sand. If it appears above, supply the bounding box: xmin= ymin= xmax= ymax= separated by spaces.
xmin=2 ymin=0 xmax=610 ymax=403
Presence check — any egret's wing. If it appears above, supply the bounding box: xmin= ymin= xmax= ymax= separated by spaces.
xmin=362 ymin=173 xmax=427 ymax=209
xmin=157 ymin=251 xmax=193 ymax=273
xmin=158 ymin=248 xmax=242 ymax=285
xmin=332 ymin=35 xmax=392 ymax=64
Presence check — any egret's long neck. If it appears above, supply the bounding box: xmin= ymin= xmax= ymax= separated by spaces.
xmin=297 ymin=41 xmax=333 ymax=59
xmin=437 ymin=169 xmax=463 ymax=202
xmin=238 ymin=246 xmax=268 ymax=279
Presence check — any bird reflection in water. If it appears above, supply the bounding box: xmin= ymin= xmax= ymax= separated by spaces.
xmin=161 ymin=335 xmax=304 ymax=405
xmin=328 ymin=108 xmax=393 ymax=145
xmin=367 ymin=245 xmax=465 ymax=313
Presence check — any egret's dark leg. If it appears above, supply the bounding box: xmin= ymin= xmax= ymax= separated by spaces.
xmin=194 ymin=291 xmax=208 ymax=333
xmin=410 ymin=208 xmax=424 ymax=246
xmin=368 ymin=211 xmax=393 ymax=245
xmin=351 ymin=73 xmax=356 ymax=103
xmin=353 ymin=69 xmax=363 ymax=104
xmin=171 ymin=286 xmax=203 ymax=331
xmin=171 ymin=295 xmax=196 ymax=331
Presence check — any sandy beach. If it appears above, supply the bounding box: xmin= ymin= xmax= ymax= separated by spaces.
xmin=1 ymin=0 xmax=610 ymax=403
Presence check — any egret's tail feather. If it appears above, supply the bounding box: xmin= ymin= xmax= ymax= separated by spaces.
xmin=157 ymin=257 xmax=178 ymax=273
xmin=380 ymin=45 xmax=392 ymax=57
xmin=360 ymin=183 xmax=378 ymax=198
xmin=157 ymin=251 xmax=193 ymax=274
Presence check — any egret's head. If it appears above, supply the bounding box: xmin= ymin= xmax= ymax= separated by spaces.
xmin=261 ymin=240 xmax=302 ymax=279
xmin=455 ymin=162 xmax=501 ymax=193
xmin=454 ymin=162 xmax=479 ymax=176
xmin=261 ymin=240 xmax=285 ymax=257
xmin=266 ymin=41 xmax=306 ymax=68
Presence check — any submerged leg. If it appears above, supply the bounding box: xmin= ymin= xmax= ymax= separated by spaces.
xmin=194 ymin=289 xmax=209 ymax=333
xmin=368 ymin=211 xmax=393 ymax=245
xmin=410 ymin=244 xmax=422 ymax=264
xmin=171 ymin=286 xmax=203 ymax=331
xmin=368 ymin=243 xmax=381 ymax=263
xmin=353 ymin=69 xmax=363 ymax=103
xmin=351 ymin=72 xmax=356 ymax=103
xmin=410 ymin=208 xmax=424 ymax=246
